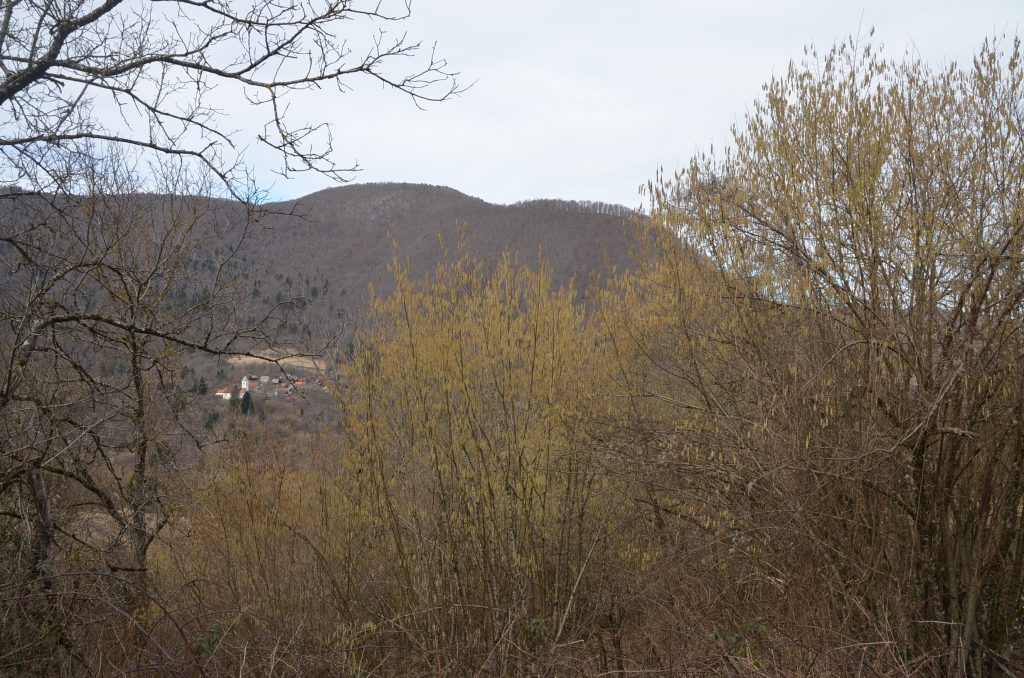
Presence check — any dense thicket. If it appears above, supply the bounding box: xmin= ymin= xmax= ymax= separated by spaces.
xmin=5 ymin=37 xmax=1023 ymax=677
xmin=645 ymin=37 xmax=1024 ymax=674
xmin=163 ymin=39 xmax=1023 ymax=676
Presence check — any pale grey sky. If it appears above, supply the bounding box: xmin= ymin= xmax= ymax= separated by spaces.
xmin=249 ymin=1 xmax=1022 ymax=208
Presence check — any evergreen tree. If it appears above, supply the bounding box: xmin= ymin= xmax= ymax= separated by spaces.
xmin=240 ymin=391 xmax=254 ymax=416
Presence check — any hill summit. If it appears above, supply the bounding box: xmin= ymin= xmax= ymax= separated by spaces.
xmin=239 ymin=182 xmax=639 ymax=322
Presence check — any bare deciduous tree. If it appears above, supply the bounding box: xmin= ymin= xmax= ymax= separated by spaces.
xmin=0 ymin=0 xmax=461 ymax=194
xmin=0 ymin=1 xmax=461 ymax=671
xmin=630 ymin=36 xmax=1024 ymax=674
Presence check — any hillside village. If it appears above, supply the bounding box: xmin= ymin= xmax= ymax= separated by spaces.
xmin=212 ymin=373 xmax=317 ymax=400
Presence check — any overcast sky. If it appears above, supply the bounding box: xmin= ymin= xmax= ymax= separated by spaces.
xmin=253 ymin=1 xmax=1021 ymax=208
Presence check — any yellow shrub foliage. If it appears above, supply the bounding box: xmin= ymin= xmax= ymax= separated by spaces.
xmin=342 ymin=252 xmax=644 ymax=671
xmin=152 ymin=39 xmax=1024 ymax=677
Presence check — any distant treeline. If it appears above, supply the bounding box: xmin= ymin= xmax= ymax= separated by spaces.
xmin=511 ymin=198 xmax=637 ymax=218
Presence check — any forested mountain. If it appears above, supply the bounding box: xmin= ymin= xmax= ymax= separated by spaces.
xmin=234 ymin=182 xmax=639 ymax=323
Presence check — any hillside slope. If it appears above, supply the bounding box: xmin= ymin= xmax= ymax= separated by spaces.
xmin=239 ymin=183 xmax=639 ymax=323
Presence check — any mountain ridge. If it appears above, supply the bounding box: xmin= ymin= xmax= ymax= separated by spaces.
xmin=239 ymin=182 xmax=640 ymax=325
